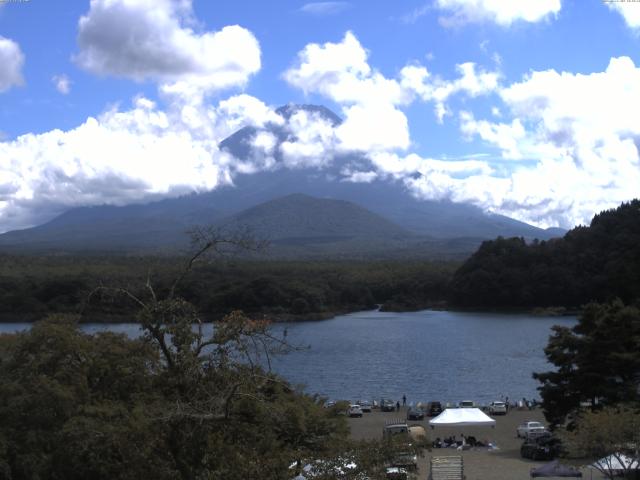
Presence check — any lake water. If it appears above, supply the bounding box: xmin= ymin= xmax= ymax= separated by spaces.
xmin=0 ymin=309 xmax=576 ymax=406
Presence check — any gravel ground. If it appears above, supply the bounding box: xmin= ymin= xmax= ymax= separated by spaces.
xmin=347 ymin=406 xmax=597 ymax=480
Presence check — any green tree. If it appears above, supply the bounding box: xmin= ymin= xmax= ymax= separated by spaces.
xmin=561 ymin=406 xmax=640 ymax=480
xmin=534 ymin=301 xmax=640 ymax=427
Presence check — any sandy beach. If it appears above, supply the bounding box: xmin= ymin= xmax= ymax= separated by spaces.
xmin=347 ymin=406 xmax=598 ymax=480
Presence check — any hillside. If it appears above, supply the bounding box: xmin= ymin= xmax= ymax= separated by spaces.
xmin=220 ymin=193 xmax=408 ymax=240
xmin=449 ymin=200 xmax=640 ymax=308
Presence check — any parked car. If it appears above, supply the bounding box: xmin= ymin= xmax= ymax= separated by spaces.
xmin=488 ymin=401 xmax=507 ymax=415
xmin=516 ymin=421 xmax=545 ymax=438
xmin=358 ymin=400 xmax=372 ymax=412
xmin=458 ymin=400 xmax=475 ymax=408
xmin=381 ymin=399 xmax=396 ymax=412
xmin=348 ymin=404 xmax=363 ymax=417
xmin=520 ymin=433 xmax=563 ymax=460
xmin=426 ymin=401 xmax=443 ymax=417
xmin=406 ymin=407 xmax=424 ymax=421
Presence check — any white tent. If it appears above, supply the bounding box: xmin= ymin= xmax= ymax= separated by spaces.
xmin=590 ymin=453 xmax=639 ymax=472
xmin=429 ymin=408 xmax=496 ymax=428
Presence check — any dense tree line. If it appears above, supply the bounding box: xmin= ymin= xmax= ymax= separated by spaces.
xmin=450 ymin=200 xmax=640 ymax=308
xmin=0 ymin=256 xmax=455 ymax=322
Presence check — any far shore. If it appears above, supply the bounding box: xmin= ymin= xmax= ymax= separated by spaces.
xmin=0 ymin=304 xmax=581 ymax=325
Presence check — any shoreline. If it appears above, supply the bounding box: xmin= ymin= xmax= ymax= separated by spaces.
xmin=0 ymin=304 xmax=581 ymax=325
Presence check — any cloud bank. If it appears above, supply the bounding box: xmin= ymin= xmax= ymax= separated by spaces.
xmin=0 ymin=4 xmax=638 ymax=234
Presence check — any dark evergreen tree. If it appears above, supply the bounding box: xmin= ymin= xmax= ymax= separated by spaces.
xmin=534 ymin=301 xmax=640 ymax=427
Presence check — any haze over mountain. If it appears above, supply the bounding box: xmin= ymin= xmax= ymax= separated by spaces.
xmin=0 ymin=105 xmax=564 ymax=258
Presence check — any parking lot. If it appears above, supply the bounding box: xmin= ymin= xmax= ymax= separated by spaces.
xmin=347 ymin=406 xmax=591 ymax=480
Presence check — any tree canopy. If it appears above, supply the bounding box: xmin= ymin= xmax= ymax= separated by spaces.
xmin=450 ymin=200 xmax=640 ymax=308
xmin=533 ymin=301 xmax=640 ymax=428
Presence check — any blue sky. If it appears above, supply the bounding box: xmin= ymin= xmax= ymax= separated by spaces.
xmin=0 ymin=0 xmax=639 ymax=231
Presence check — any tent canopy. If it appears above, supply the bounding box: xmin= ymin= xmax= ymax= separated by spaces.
xmin=429 ymin=408 xmax=496 ymax=428
xmin=530 ymin=460 xmax=582 ymax=478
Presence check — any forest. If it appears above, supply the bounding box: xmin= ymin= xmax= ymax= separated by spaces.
xmin=0 ymin=255 xmax=455 ymax=323
xmin=449 ymin=200 xmax=640 ymax=309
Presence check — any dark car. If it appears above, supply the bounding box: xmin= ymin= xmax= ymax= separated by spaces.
xmin=520 ymin=433 xmax=564 ymax=461
xmin=426 ymin=401 xmax=443 ymax=417
xmin=406 ymin=407 xmax=424 ymax=420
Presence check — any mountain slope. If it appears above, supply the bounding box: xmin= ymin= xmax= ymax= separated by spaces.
xmin=217 ymin=193 xmax=409 ymax=242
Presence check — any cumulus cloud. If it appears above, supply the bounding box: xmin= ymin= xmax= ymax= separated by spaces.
xmin=284 ymin=31 xmax=499 ymax=152
xmin=75 ymin=0 xmax=260 ymax=100
xmin=607 ymin=2 xmax=640 ymax=30
xmin=284 ymin=31 xmax=411 ymax=152
xmin=0 ymin=36 xmax=25 ymax=93
xmin=435 ymin=0 xmax=561 ymax=26
xmin=299 ymin=2 xmax=350 ymax=15
xmin=450 ymin=56 xmax=640 ymax=227
xmin=52 ymin=74 xmax=72 ymax=94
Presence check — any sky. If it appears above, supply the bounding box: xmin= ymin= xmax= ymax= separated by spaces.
xmin=0 ymin=0 xmax=640 ymax=232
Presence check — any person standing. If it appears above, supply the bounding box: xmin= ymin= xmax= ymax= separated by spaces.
xmin=396 ymin=400 xmax=400 ymax=412
xmin=402 ymin=395 xmax=406 ymax=406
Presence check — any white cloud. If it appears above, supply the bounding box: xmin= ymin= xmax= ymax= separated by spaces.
xmin=52 ymin=74 xmax=72 ymax=94
xmin=450 ymin=56 xmax=640 ymax=227
xmin=460 ymin=111 xmax=526 ymax=159
xmin=284 ymin=32 xmax=499 ymax=152
xmin=607 ymin=2 xmax=640 ymax=30
xmin=400 ymin=62 xmax=500 ymax=122
xmin=284 ymin=31 xmax=411 ymax=152
xmin=0 ymin=93 xmax=282 ymax=231
xmin=75 ymin=0 xmax=260 ymax=100
xmin=299 ymin=2 xmax=350 ymax=15
xmin=0 ymin=36 xmax=25 ymax=93
xmin=280 ymin=109 xmax=338 ymax=168
xmin=435 ymin=0 xmax=561 ymax=26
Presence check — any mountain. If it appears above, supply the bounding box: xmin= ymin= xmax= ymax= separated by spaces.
xmin=0 ymin=104 xmax=565 ymax=257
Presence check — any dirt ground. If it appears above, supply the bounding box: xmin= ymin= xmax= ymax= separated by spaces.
xmin=347 ymin=406 xmax=600 ymax=480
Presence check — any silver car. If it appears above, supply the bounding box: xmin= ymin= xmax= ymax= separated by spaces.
xmin=348 ymin=404 xmax=363 ymax=417
xmin=488 ymin=401 xmax=507 ymax=415
xmin=516 ymin=421 xmax=545 ymax=438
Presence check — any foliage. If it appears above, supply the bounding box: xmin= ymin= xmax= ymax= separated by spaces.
xmin=560 ymin=405 xmax=640 ymax=480
xmin=533 ymin=301 xmax=640 ymax=427
xmin=0 ymin=256 xmax=457 ymax=321
xmin=0 ymin=309 xmax=354 ymax=479
xmin=450 ymin=200 xmax=640 ymax=308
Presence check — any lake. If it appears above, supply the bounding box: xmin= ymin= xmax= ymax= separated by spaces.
xmin=0 ymin=309 xmax=576 ymax=405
